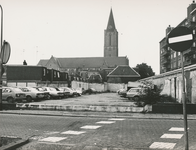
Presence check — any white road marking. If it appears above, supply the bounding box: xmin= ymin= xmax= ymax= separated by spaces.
xmin=80 ymin=125 xmax=101 ymax=129
xmin=61 ymin=130 xmax=86 ymax=135
xmin=149 ymin=142 xmax=176 ymax=149
xmin=169 ymin=127 xmax=184 ymax=131
xmin=108 ymin=118 xmax=125 ymax=121
xmin=39 ymin=137 xmax=67 ymax=142
xmin=161 ymin=134 xmax=183 ymax=139
xmin=96 ymin=121 xmax=115 ymax=124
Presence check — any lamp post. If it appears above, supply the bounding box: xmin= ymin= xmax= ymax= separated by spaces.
xmin=0 ymin=5 xmax=3 ymax=110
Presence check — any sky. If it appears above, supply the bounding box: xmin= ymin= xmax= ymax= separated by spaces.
xmin=0 ymin=0 xmax=193 ymax=75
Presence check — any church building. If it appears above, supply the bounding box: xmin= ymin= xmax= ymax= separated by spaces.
xmin=37 ymin=9 xmax=140 ymax=83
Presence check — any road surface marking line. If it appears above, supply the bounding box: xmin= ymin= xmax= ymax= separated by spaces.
xmin=61 ymin=130 xmax=86 ymax=135
xmin=108 ymin=118 xmax=125 ymax=121
xmin=149 ymin=142 xmax=176 ymax=149
xmin=96 ymin=121 xmax=115 ymax=124
xmin=169 ymin=127 xmax=184 ymax=131
xmin=161 ymin=134 xmax=183 ymax=139
xmin=80 ymin=125 xmax=101 ymax=129
xmin=39 ymin=137 xmax=67 ymax=142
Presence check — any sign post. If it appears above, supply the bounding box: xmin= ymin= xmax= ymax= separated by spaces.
xmin=0 ymin=5 xmax=11 ymax=110
xmin=167 ymin=26 xmax=194 ymax=150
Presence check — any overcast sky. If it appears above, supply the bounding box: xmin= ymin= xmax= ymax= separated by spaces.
xmin=0 ymin=0 xmax=193 ymax=74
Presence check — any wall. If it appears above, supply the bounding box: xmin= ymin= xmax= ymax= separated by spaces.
xmin=139 ymin=64 xmax=196 ymax=104
xmin=71 ymin=80 xmax=127 ymax=92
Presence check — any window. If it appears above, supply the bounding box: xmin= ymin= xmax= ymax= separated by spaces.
xmin=193 ymin=42 xmax=196 ymax=47
xmin=109 ymin=34 xmax=112 ymax=46
xmin=173 ymin=62 xmax=176 ymax=68
xmin=192 ymin=16 xmax=196 ymax=22
xmin=174 ymin=52 xmax=176 ymax=58
xmin=171 ymin=53 xmax=173 ymax=59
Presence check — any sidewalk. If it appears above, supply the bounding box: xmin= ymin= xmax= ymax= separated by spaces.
xmin=1 ymin=109 xmax=196 ymax=120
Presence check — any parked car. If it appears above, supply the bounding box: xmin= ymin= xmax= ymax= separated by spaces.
xmin=41 ymin=87 xmax=64 ymax=99
xmin=34 ymin=87 xmax=50 ymax=100
xmin=73 ymin=88 xmax=82 ymax=96
xmin=19 ymin=87 xmax=45 ymax=102
xmin=2 ymin=87 xmax=26 ymax=103
xmin=126 ymin=87 xmax=142 ymax=101
xmin=58 ymin=87 xmax=78 ymax=97
xmin=117 ymin=89 xmax=127 ymax=97
xmin=82 ymin=88 xmax=96 ymax=94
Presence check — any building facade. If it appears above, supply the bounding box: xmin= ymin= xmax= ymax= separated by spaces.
xmin=160 ymin=1 xmax=196 ymax=74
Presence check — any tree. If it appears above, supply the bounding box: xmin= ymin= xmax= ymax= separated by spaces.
xmin=134 ymin=63 xmax=155 ymax=79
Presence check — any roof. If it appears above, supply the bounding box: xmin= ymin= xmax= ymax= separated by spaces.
xmin=38 ymin=56 xmax=129 ymax=69
xmin=107 ymin=65 xmax=140 ymax=77
xmin=106 ymin=8 xmax=116 ymax=31
xmin=37 ymin=59 xmax=49 ymax=66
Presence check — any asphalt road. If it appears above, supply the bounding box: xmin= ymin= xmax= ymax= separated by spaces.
xmin=1 ymin=114 xmax=196 ymax=150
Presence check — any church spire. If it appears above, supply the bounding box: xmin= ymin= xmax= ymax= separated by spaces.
xmin=104 ymin=8 xmax=118 ymax=57
xmin=106 ymin=8 xmax=116 ymax=31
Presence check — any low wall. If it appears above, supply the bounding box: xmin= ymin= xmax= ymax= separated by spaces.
xmin=152 ymin=103 xmax=196 ymax=114
xmin=71 ymin=81 xmax=127 ymax=92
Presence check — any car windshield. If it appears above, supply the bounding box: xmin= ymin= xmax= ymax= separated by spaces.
xmin=12 ymin=88 xmax=23 ymax=92
xmin=130 ymin=89 xmax=140 ymax=92
xmin=36 ymin=87 xmax=45 ymax=91
xmin=49 ymin=88 xmax=57 ymax=91
xmin=29 ymin=88 xmax=38 ymax=92
xmin=20 ymin=88 xmax=29 ymax=92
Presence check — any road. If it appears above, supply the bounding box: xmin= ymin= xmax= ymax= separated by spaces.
xmin=1 ymin=114 xmax=196 ymax=150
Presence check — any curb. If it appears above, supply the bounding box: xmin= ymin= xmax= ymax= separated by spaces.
xmin=1 ymin=110 xmax=196 ymax=120
xmin=16 ymin=103 xmax=145 ymax=113
xmin=0 ymin=138 xmax=29 ymax=150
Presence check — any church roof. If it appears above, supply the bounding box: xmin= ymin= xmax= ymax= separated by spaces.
xmin=107 ymin=65 xmax=140 ymax=77
xmin=106 ymin=8 xmax=116 ymax=31
xmin=38 ymin=56 xmax=129 ymax=69
xmin=37 ymin=59 xmax=48 ymax=66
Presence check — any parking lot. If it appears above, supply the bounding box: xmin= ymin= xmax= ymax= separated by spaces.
xmin=22 ymin=92 xmax=135 ymax=107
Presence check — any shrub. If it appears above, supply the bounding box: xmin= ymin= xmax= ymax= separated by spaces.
xmin=135 ymin=81 xmax=162 ymax=106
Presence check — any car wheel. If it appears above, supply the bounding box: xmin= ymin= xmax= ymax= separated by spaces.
xmin=128 ymin=97 xmax=131 ymax=100
xmin=7 ymin=97 xmax=14 ymax=103
xmin=26 ymin=96 xmax=32 ymax=102
xmin=133 ymin=96 xmax=140 ymax=101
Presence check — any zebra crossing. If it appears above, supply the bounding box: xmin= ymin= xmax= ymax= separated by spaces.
xmin=38 ymin=118 xmax=186 ymax=149
xmin=149 ymin=127 xmax=185 ymax=149
xmin=38 ymin=118 xmax=124 ymax=143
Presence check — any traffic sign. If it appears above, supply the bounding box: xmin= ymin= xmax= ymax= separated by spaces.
xmin=167 ymin=26 xmax=194 ymax=52
xmin=1 ymin=40 xmax=11 ymax=64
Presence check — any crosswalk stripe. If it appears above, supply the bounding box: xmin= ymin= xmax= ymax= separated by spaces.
xmin=149 ymin=142 xmax=176 ymax=149
xmin=108 ymin=118 xmax=125 ymax=121
xmin=39 ymin=137 xmax=67 ymax=142
xmin=96 ymin=121 xmax=115 ymax=124
xmin=61 ymin=130 xmax=86 ymax=135
xmin=80 ymin=125 xmax=101 ymax=129
xmin=161 ymin=134 xmax=183 ymax=139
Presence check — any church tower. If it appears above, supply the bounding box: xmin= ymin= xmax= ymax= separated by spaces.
xmin=104 ymin=8 xmax=118 ymax=57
